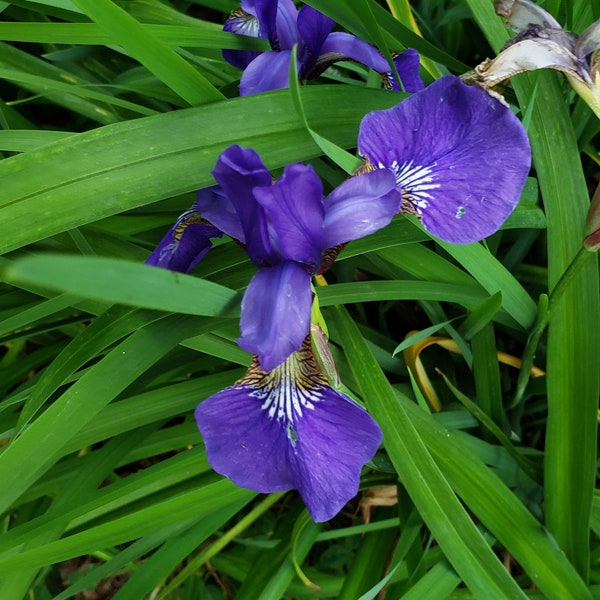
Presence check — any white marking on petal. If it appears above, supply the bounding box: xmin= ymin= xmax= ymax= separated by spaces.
xmin=227 ymin=9 xmax=261 ymax=38
xmin=378 ymin=159 xmax=441 ymax=212
xmin=243 ymin=341 xmax=326 ymax=430
xmin=456 ymin=206 xmax=466 ymax=219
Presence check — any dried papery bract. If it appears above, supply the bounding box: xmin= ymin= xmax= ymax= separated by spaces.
xmin=470 ymin=0 xmax=600 ymax=119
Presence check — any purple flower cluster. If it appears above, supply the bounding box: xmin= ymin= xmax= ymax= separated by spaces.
xmin=222 ymin=0 xmax=424 ymax=95
xmin=146 ymin=0 xmax=531 ymax=522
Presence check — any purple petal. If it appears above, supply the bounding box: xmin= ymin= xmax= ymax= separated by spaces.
xmin=211 ymin=145 xmax=272 ymax=262
xmin=322 ymin=169 xmax=402 ymax=248
xmin=195 ymin=345 xmax=382 ymax=522
xmin=358 ymin=76 xmax=531 ymax=243
xmin=195 ymin=185 xmax=244 ymax=243
xmin=247 ymin=0 xmax=298 ymax=51
xmin=196 ymin=384 xmax=295 ymax=492
xmin=386 ymin=49 xmax=424 ymax=93
xmin=239 ymin=261 xmax=312 ymax=371
xmin=292 ymin=385 xmax=382 ymax=521
xmin=273 ymin=0 xmax=299 ymax=50
xmin=248 ymin=0 xmax=278 ymax=48
xmin=318 ymin=31 xmax=389 ymax=72
xmin=239 ymin=50 xmax=296 ymax=95
xmin=297 ymin=4 xmax=335 ymax=77
xmin=253 ymin=162 xmax=324 ymax=267
xmin=145 ymin=209 xmax=222 ymax=273
xmin=222 ymin=6 xmax=264 ymax=70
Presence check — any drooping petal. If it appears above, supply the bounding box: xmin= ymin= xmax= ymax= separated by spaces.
xmin=239 ymin=50 xmax=296 ymax=95
xmin=385 ymin=49 xmax=425 ymax=93
xmin=145 ymin=209 xmax=222 ymax=273
xmin=322 ymin=169 xmax=401 ymax=248
xmin=222 ymin=6 xmax=264 ymax=70
xmin=358 ymin=76 xmax=531 ymax=243
xmin=296 ymin=4 xmax=335 ymax=77
xmin=196 ymin=185 xmax=245 ymax=244
xmin=211 ymin=145 xmax=272 ymax=262
xmin=316 ymin=31 xmax=389 ymax=73
xmin=474 ymin=37 xmax=589 ymax=88
xmin=292 ymin=383 xmax=382 ymax=521
xmin=253 ymin=162 xmax=324 ymax=267
xmin=239 ymin=261 xmax=313 ymax=371
xmin=195 ymin=383 xmax=296 ymax=492
xmin=195 ymin=340 xmax=382 ymax=522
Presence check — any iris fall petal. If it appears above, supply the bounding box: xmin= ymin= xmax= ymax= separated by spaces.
xmin=240 ymin=50 xmax=296 ymax=95
xmin=145 ymin=209 xmax=222 ymax=273
xmin=195 ymin=340 xmax=382 ymax=522
xmin=358 ymin=76 xmax=531 ymax=243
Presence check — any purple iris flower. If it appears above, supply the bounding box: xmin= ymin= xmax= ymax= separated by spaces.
xmin=196 ymin=144 xmax=401 ymax=371
xmin=357 ymin=75 xmax=532 ymax=244
xmin=195 ymin=336 xmax=382 ymax=522
xmin=223 ymin=0 xmax=424 ymax=95
xmin=146 ymin=145 xmax=401 ymax=371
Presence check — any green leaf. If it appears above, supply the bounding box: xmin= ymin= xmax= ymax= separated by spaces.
xmin=513 ymin=71 xmax=600 ymax=578
xmin=0 ymin=86 xmax=402 ymax=255
xmin=0 ymin=314 xmax=217 ymax=516
xmin=458 ymin=291 xmax=503 ymax=340
xmin=330 ymin=305 xmax=529 ymax=599
xmin=2 ymin=255 xmax=241 ymax=317
xmin=70 ymin=0 xmax=224 ymax=105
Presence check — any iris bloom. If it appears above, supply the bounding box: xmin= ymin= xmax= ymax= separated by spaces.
xmin=471 ymin=0 xmax=600 ymax=119
xmin=148 ymin=144 xmax=401 ymax=371
xmin=357 ymin=75 xmax=532 ymax=243
xmin=195 ymin=336 xmax=382 ymax=522
xmin=223 ymin=0 xmax=423 ymax=95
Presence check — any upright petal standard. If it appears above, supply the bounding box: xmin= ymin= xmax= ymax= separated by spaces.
xmin=358 ymin=75 xmax=532 ymax=243
xmin=195 ymin=337 xmax=382 ymax=522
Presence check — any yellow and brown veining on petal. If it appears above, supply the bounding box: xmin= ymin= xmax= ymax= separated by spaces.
xmin=238 ymin=336 xmax=327 ymax=390
xmin=235 ymin=337 xmax=328 ymax=424
xmin=353 ymin=157 xmax=376 ymax=177
xmin=172 ymin=211 xmax=211 ymax=242
xmin=401 ymin=190 xmax=422 ymax=217
xmin=317 ymin=244 xmax=345 ymax=275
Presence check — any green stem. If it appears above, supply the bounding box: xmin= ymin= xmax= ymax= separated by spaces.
xmin=156 ymin=492 xmax=285 ymax=599
xmin=548 ymin=246 xmax=595 ymax=312
xmin=512 ymin=246 xmax=594 ymax=407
